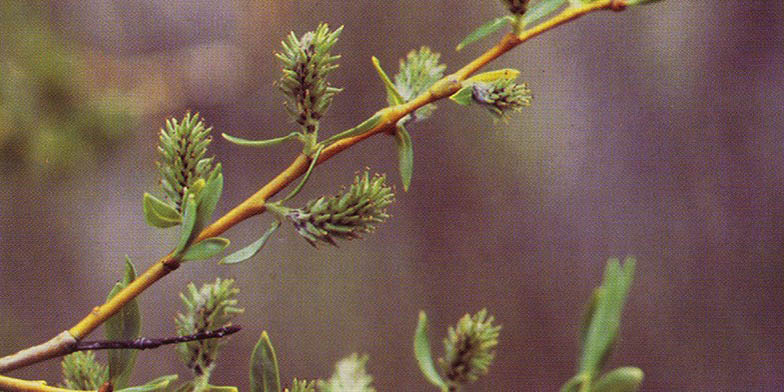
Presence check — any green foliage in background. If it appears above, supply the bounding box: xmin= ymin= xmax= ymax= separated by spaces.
xmin=0 ymin=2 xmax=134 ymax=175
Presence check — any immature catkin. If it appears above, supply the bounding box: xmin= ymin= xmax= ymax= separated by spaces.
xmin=286 ymin=172 xmax=394 ymax=247
xmin=156 ymin=112 xmax=214 ymax=211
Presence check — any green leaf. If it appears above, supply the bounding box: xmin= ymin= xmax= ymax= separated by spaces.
xmin=592 ymin=367 xmax=644 ymax=392
xmin=115 ymin=375 xmax=179 ymax=392
xmin=221 ymin=221 xmax=281 ymax=265
xmin=194 ymin=165 xmax=223 ymax=235
xmin=456 ymin=15 xmax=514 ymax=51
xmin=105 ymin=256 xmax=141 ymax=389
xmin=321 ymin=113 xmax=383 ymax=145
xmin=250 ymin=331 xmax=282 ymax=392
xmin=449 ymin=86 xmax=474 ymax=106
xmin=579 ymin=258 xmax=636 ymax=376
xmin=394 ymin=124 xmax=413 ymax=192
xmin=180 ymin=237 xmax=230 ymax=262
xmin=371 ymin=56 xmax=405 ymax=106
xmin=281 ymin=144 xmax=323 ymax=202
xmin=222 ymin=132 xmax=302 ymax=148
xmin=413 ymin=311 xmax=448 ymax=391
xmin=204 ymin=385 xmax=240 ymax=392
xmin=174 ymin=193 xmax=198 ymax=257
xmin=579 ymin=287 xmax=601 ymax=347
xmin=559 ymin=374 xmax=585 ymax=392
xmin=522 ymin=0 xmax=567 ymax=28
xmin=142 ymin=193 xmax=182 ymax=228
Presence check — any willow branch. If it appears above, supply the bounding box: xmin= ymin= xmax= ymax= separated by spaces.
xmin=0 ymin=0 xmax=624 ymax=374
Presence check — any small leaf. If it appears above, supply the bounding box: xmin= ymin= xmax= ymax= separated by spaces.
xmin=559 ymin=373 xmax=585 ymax=392
xmin=592 ymin=367 xmax=644 ymax=392
xmin=449 ymin=86 xmax=474 ymax=106
xmin=142 ymin=193 xmax=182 ymax=228
xmin=180 ymin=237 xmax=230 ymax=262
xmin=105 ymin=256 xmax=141 ymax=389
xmin=194 ymin=165 xmax=223 ymax=235
xmin=174 ymin=193 xmax=198 ymax=257
xmin=204 ymin=385 xmax=240 ymax=392
xmin=456 ymin=15 xmax=514 ymax=51
xmin=250 ymin=331 xmax=282 ymax=392
xmin=522 ymin=0 xmax=567 ymax=28
xmin=580 ymin=287 xmax=601 ymax=347
xmin=466 ymin=68 xmax=520 ymax=83
xmin=222 ymin=132 xmax=302 ymax=148
xmin=579 ymin=258 xmax=636 ymax=376
xmin=190 ymin=178 xmax=207 ymax=197
xmin=281 ymin=145 xmax=323 ymax=202
xmin=221 ymin=221 xmax=281 ymax=265
xmin=321 ymin=113 xmax=383 ymax=145
xmin=371 ymin=56 xmax=405 ymax=106
xmin=115 ymin=375 xmax=179 ymax=392
xmin=394 ymin=124 xmax=413 ymax=192
xmin=414 ymin=311 xmax=449 ymax=391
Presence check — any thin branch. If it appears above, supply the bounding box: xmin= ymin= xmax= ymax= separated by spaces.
xmin=0 ymin=0 xmax=624 ymax=373
xmin=0 ymin=374 xmax=89 ymax=392
xmin=74 ymin=325 xmax=241 ymax=351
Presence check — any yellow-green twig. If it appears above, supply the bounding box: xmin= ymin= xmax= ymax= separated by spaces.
xmin=0 ymin=374 xmax=90 ymax=392
xmin=0 ymin=0 xmax=624 ymax=374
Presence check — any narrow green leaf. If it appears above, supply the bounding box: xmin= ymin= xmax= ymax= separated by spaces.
xmin=592 ymin=367 xmax=644 ymax=392
xmin=105 ymin=256 xmax=141 ymax=389
xmin=142 ymin=193 xmax=182 ymax=228
xmin=522 ymin=0 xmax=567 ymax=28
xmin=413 ymin=311 xmax=448 ymax=391
xmin=180 ymin=237 xmax=230 ymax=262
xmin=204 ymin=385 xmax=240 ymax=392
xmin=250 ymin=331 xmax=282 ymax=392
xmin=174 ymin=194 xmax=198 ymax=257
xmin=194 ymin=165 xmax=223 ymax=235
xmin=394 ymin=124 xmax=413 ymax=192
xmin=579 ymin=258 xmax=636 ymax=376
xmin=222 ymin=132 xmax=302 ymax=148
xmin=559 ymin=373 xmax=585 ymax=392
xmin=115 ymin=375 xmax=179 ymax=392
xmin=281 ymin=145 xmax=323 ymax=202
xmin=321 ymin=113 xmax=383 ymax=145
xmin=371 ymin=56 xmax=405 ymax=106
xmin=449 ymin=85 xmax=474 ymax=106
xmin=456 ymin=15 xmax=514 ymax=51
xmin=221 ymin=221 xmax=281 ymax=265
xmin=579 ymin=287 xmax=601 ymax=347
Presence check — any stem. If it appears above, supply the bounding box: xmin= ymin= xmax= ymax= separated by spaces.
xmin=74 ymin=325 xmax=241 ymax=351
xmin=0 ymin=374 xmax=89 ymax=392
xmin=0 ymin=0 xmax=623 ymax=373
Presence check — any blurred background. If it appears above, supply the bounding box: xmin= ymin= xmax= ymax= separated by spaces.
xmin=1 ymin=1 xmax=782 ymax=390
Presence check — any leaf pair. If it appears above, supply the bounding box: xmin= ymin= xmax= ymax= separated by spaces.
xmin=172 ymin=166 xmax=230 ymax=262
xmin=560 ymin=257 xmax=643 ymax=392
xmin=370 ymin=58 xmax=415 ymax=191
xmin=105 ymin=257 xmax=141 ymax=389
